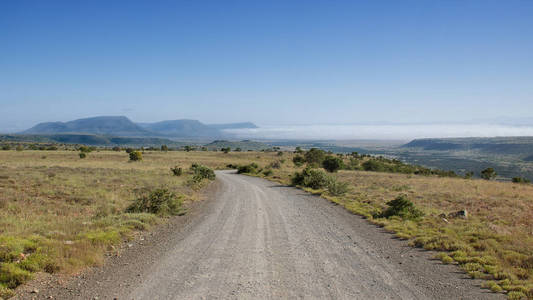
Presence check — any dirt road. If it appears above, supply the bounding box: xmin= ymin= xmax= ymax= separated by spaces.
xmin=19 ymin=170 xmax=501 ymax=299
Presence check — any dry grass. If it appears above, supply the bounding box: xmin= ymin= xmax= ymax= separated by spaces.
xmin=256 ymin=155 xmax=533 ymax=299
xmin=3 ymin=149 xmax=533 ymax=298
xmin=0 ymin=150 xmax=279 ymax=298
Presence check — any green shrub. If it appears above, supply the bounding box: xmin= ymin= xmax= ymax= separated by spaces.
xmin=161 ymin=145 xmax=168 ymax=152
xmin=125 ymin=148 xmax=134 ymax=153
xmin=327 ymin=179 xmax=349 ymax=196
xmin=379 ymin=195 xmax=424 ymax=220
xmin=269 ymin=161 xmax=281 ymax=169
xmin=129 ymin=151 xmax=142 ymax=161
xmin=126 ymin=189 xmax=183 ymax=216
xmin=293 ymin=155 xmax=305 ymax=167
xmin=0 ymin=263 xmax=32 ymax=289
xmin=481 ymin=168 xmax=497 ymax=180
xmin=322 ymin=156 xmax=344 ymax=172
xmin=291 ymin=167 xmax=330 ymax=189
xmin=112 ymin=146 xmax=121 ymax=151
xmin=191 ymin=164 xmax=216 ymax=181
xmin=171 ymin=166 xmax=182 ymax=176
xmin=512 ymin=177 xmax=531 ymax=184
xmin=226 ymin=163 xmax=239 ymax=169
xmin=237 ymin=163 xmax=259 ymax=174
xmin=79 ymin=152 xmax=87 ymax=159
xmin=263 ymin=169 xmax=273 ymax=176
xmin=0 ymin=285 xmax=15 ymax=299
xmin=304 ymin=148 xmax=326 ymax=166
xmin=15 ymin=145 xmax=23 ymax=152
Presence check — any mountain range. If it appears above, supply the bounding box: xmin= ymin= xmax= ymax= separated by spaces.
xmin=22 ymin=116 xmax=258 ymax=138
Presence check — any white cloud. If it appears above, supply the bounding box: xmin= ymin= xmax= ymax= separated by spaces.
xmin=224 ymin=124 xmax=533 ymax=140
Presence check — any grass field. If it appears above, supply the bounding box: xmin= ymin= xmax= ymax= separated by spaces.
xmin=0 ymin=150 xmax=279 ymax=298
xmin=2 ymin=149 xmax=533 ymax=299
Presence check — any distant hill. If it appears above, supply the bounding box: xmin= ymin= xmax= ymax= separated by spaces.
xmin=138 ymin=119 xmax=220 ymax=138
xmin=23 ymin=116 xmax=151 ymax=137
xmin=207 ymin=122 xmax=258 ymax=130
xmin=403 ymin=137 xmax=533 ymax=155
xmin=21 ymin=116 xmax=260 ymax=138
xmin=205 ymin=140 xmax=269 ymax=151
xmin=0 ymin=134 xmax=183 ymax=147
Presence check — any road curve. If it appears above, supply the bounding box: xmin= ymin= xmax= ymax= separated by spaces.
xmin=20 ymin=170 xmax=502 ymax=299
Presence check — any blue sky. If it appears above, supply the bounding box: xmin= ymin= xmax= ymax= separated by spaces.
xmin=1 ymin=0 xmax=532 ymax=133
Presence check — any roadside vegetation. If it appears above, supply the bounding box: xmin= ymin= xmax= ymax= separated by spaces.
xmin=0 ymin=149 xmax=244 ymax=298
xmin=233 ymin=147 xmax=533 ymax=299
xmin=2 ymin=145 xmax=533 ymax=299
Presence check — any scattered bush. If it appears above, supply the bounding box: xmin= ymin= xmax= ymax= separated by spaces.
xmin=237 ymin=163 xmax=259 ymax=174
xmin=15 ymin=145 xmax=23 ymax=151
xmin=512 ymin=177 xmax=531 ymax=184
xmin=190 ymin=164 xmax=216 ymax=181
xmin=263 ymin=169 xmax=273 ymax=176
xmin=171 ymin=166 xmax=182 ymax=176
xmin=327 ymin=179 xmax=349 ymax=196
xmin=112 ymin=146 xmax=121 ymax=151
xmin=269 ymin=161 xmax=281 ymax=169
xmin=378 ymin=195 xmax=424 ymax=220
xmin=126 ymin=188 xmax=182 ymax=216
xmin=79 ymin=145 xmax=94 ymax=153
xmin=464 ymin=171 xmax=474 ymax=179
xmin=226 ymin=163 xmax=239 ymax=169
xmin=304 ymin=148 xmax=326 ymax=166
xmin=481 ymin=168 xmax=497 ymax=180
xmin=222 ymin=147 xmax=231 ymax=153
xmin=293 ymin=155 xmax=305 ymax=167
xmin=125 ymin=148 xmax=134 ymax=153
xmin=161 ymin=145 xmax=168 ymax=152
xmin=291 ymin=167 xmax=329 ymax=189
xmin=79 ymin=152 xmax=87 ymax=159
xmin=129 ymin=151 xmax=142 ymax=161
xmin=2 ymin=145 xmax=11 ymax=150
xmin=277 ymin=151 xmax=283 ymax=156
xmin=322 ymin=156 xmax=344 ymax=172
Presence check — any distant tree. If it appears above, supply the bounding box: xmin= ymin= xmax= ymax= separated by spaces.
xmin=112 ymin=146 xmax=121 ymax=151
xmin=2 ymin=145 xmax=11 ymax=150
xmin=161 ymin=144 xmax=168 ymax=152
xmin=464 ymin=171 xmax=474 ymax=179
xmin=294 ymin=146 xmax=304 ymax=154
xmin=277 ymin=151 xmax=283 ymax=156
xmin=79 ymin=145 xmax=93 ymax=153
xmin=184 ymin=145 xmax=193 ymax=152
xmin=201 ymin=147 xmax=208 ymax=151
xmin=235 ymin=148 xmax=242 ymax=152
xmin=125 ymin=148 xmax=134 ymax=153
xmin=304 ymin=148 xmax=326 ymax=166
xmin=222 ymin=147 xmax=231 ymax=153
xmin=79 ymin=152 xmax=87 ymax=159
xmin=15 ymin=145 xmax=23 ymax=151
xmin=480 ymin=168 xmax=497 ymax=180
xmin=512 ymin=177 xmax=531 ymax=184
xmin=129 ymin=151 xmax=143 ymax=161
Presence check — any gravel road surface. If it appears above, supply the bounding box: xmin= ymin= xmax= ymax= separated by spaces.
xmin=17 ymin=170 xmax=502 ymax=299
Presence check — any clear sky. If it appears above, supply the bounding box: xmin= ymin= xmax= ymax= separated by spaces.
xmin=1 ymin=0 xmax=532 ymax=132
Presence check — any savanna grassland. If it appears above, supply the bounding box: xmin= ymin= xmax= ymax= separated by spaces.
xmin=2 ymin=148 xmax=533 ymax=299
xmin=0 ymin=149 xmax=280 ymax=298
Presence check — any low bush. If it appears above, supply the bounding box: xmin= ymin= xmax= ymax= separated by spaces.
xmin=263 ymin=169 xmax=273 ymax=176
xmin=129 ymin=151 xmax=142 ymax=161
xmin=293 ymin=155 xmax=305 ymax=167
xmin=237 ymin=163 xmax=259 ymax=174
xmin=126 ymin=189 xmax=183 ymax=216
xmin=171 ymin=166 xmax=182 ymax=176
xmin=269 ymin=161 xmax=281 ymax=169
xmin=378 ymin=195 xmax=424 ymax=220
xmin=190 ymin=164 xmax=216 ymax=181
xmin=226 ymin=163 xmax=239 ymax=169
xmin=327 ymin=179 xmax=349 ymax=196
xmin=322 ymin=156 xmax=344 ymax=173
xmin=79 ymin=152 xmax=87 ymax=159
xmin=512 ymin=177 xmax=531 ymax=184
